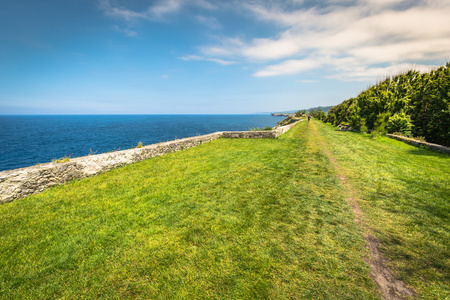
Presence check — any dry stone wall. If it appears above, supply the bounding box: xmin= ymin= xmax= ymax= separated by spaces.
xmin=387 ymin=134 xmax=450 ymax=154
xmin=223 ymin=120 xmax=300 ymax=139
xmin=0 ymin=121 xmax=300 ymax=203
xmin=0 ymin=132 xmax=221 ymax=203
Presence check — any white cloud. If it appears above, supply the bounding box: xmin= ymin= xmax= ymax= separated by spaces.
xmin=99 ymin=0 xmax=223 ymax=37
xmin=99 ymin=0 xmax=184 ymax=21
xmin=179 ymin=55 xmax=236 ymax=65
xmin=198 ymin=0 xmax=450 ymax=80
xmin=99 ymin=0 xmax=219 ymax=22
xmin=298 ymin=80 xmax=319 ymax=83
xmin=200 ymin=37 xmax=246 ymax=57
xmin=98 ymin=0 xmax=148 ymax=21
xmin=243 ymin=33 xmax=304 ymax=61
xmin=328 ymin=63 xmax=440 ymax=81
xmin=99 ymin=0 xmax=450 ymax=80
xmin=253 ymin=59 xmax=320 ymax=77
xmin=150 ymin=0 xmax=184 ymax=18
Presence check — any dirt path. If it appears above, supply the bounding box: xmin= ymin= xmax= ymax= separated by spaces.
xmin=307 ymin=121 xmax=416 ymax=300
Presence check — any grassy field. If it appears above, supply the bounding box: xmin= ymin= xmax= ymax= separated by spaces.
xmin=313 ymin=121 xmax=449 ymax=299
xmin=0 ymin=120 xmax=448 ymax=299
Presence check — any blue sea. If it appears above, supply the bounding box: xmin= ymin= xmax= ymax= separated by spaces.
xmin=0 ymin=115 xmax=285 ymax=172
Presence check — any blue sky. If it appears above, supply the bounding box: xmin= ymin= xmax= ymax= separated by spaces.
xmin=1 ymin=0 xmax=449 ymax=114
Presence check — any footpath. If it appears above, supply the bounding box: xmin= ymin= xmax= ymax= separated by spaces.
xmin=306 ymin=121 xmax=416 ymax=300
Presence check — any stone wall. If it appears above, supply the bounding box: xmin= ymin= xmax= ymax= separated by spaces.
xmin=0 ymin=132 xmax=221 ymax=203
xmin=223 ymin=120 xmax=300 ymax=139
xmin=387 ymin=134 xmax=450 ymax=154
xmin=0 ymin=121 xmax=300 ymax=203
xmin=222 ymin=131 xmax=276 ymax=139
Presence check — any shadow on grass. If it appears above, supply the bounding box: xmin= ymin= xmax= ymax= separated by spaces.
xmin=407 ymin=148 xmax=450 ymax=158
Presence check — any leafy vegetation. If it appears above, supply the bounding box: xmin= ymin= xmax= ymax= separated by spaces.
xmin=273 ymin=105 xmax=334 ymax=116
xmin=294 ymin=110 xmax=305 ymax=117
xmin=326 ymin=63 xmax=450 ymax=146
xmin=309 ymin=108 xmax=327 ymax=121
xmin=249 ymin=126 xmax=272 ymax=131
xmin=52 ymin=154 xmax=72 ymax=163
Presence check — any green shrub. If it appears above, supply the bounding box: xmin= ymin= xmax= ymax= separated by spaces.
xmin=360 ymin=118 xmax=368 ymax=133
xmin=413 ymin=136 xmax=426 ymax=142
xmin=387 ymin=113 xmax=413 ymax=136
xmin=53 ymin=154 xmax=72 ymax=163
xmin=374 ymin=113 xmax=389 ymax=134
xmin=295 ymin=110 xmax=306 ymax=117
xmin=250 ymin=126 xmax=272 ymax=131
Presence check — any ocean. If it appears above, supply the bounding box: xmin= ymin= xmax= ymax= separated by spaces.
xmin=0 ymin=115 xmax=285 ymax=172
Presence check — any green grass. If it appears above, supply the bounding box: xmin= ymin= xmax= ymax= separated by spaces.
xmin=52 ymin=154 xmax=72 ymax=163
xmin=314 ymin=121 xmax=450 ymax=299
xmin=0 ymin=122 xmax=378 ymax=299
xmin=0 ymin=120 xmax=448 ymax=299
xmin=249 ymin=126 xmax=272 ymax=131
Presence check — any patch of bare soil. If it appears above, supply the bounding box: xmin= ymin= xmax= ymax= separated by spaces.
xmin=365 ymin=234 xmax=417 ymax=300
xmin=311 ymin=123 xmax=416 ymax=300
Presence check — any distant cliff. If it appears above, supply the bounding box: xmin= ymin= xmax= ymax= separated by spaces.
xmin=271 ymin=113 xmax=294 ymax=117
xmin=272 ymin=105 xmax=334 ymax=116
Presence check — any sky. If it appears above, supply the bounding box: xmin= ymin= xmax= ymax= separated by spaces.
xmin=0 ymin=0 xmax=449 ymax=114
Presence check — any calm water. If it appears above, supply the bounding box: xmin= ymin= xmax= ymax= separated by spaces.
xmin=0 ymin=115 xmax=284 ymax=172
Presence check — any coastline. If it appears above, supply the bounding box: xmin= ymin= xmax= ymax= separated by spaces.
xmin=0 ymin=114 xmax=285 ymax=172
xmin=0 ymin=120 xmax=301 ymax=203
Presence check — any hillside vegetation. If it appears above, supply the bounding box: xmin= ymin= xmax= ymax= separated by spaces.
xmin=0 ymin=121 xmax=449 ymax=299
xmin=325 ymin=63 xmax=450 ymax=146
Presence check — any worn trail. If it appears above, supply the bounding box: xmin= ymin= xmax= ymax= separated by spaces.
xmin=307 ymin=121 xmax=416 ymax=300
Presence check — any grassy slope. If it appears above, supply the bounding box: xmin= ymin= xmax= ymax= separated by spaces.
xmin=0 ymin=120 xmax=448 ymax=299
xmin=0 ymin=121 xmax=378 ymax=299
xmin=314 ymin=121 xmax=450 ymax=299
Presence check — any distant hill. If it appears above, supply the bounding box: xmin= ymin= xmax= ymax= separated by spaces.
xmin=303 ymin=106 xmax=334 ymax=114
xmin=272 ymin=106 xmax=334 ymax=116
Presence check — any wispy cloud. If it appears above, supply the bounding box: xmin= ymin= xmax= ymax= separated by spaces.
xmin=196 ymin=15 xmax=221 ymax=30
xmin=98 ymin=0 xmax=221 ymax=37
xmin=328 ymin=63 xmax=441 ymax=82
xmin=99 ymin=0 xmax=450 ymax=80
xmin=198 ymin=0 xmax=450 ymax=80
xmin=254 ymin=58 xmax=321 ymax=77
xmin=98 ymin=0 xmax=184 ymax=22
xmin=179 ymin=55 xmax=236 ymax=65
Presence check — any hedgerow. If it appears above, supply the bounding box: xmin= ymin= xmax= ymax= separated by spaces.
xmin=326 ymin=63 xmax=450 ymax=146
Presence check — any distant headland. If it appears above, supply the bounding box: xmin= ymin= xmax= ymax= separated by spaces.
xmin=271 ymin=105 xmax=334 ymax=117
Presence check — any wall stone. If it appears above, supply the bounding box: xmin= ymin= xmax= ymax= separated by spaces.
xmin=387 ymin=134 xmax=450 ymax=155
xmin=223 ymin=120 xmax=301 ymax=139
xmin=0 ymin=121 xmax=300 ymax=204
xmin=222 ymin=131 xmax=276 ymax=139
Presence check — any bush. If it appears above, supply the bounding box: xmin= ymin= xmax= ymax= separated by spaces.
xmin=387 ymin=113 xmax=413 ymax=136
xmin=295 ymin=110 xmax=306 ymax=117
xmin=360 ymin=118 xmax=368 ymax=133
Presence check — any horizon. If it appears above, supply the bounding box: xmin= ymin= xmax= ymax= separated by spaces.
xmin=1 ymin=0 xmax=449 ymax=114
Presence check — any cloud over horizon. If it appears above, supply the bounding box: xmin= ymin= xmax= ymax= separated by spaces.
xmin=198 ymin=0 xmax=450 ymax=80
xmin=1 ymin=0 xmax=449 ymax=115
xmin=98 ymin=0 xmax=449 ymax=81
